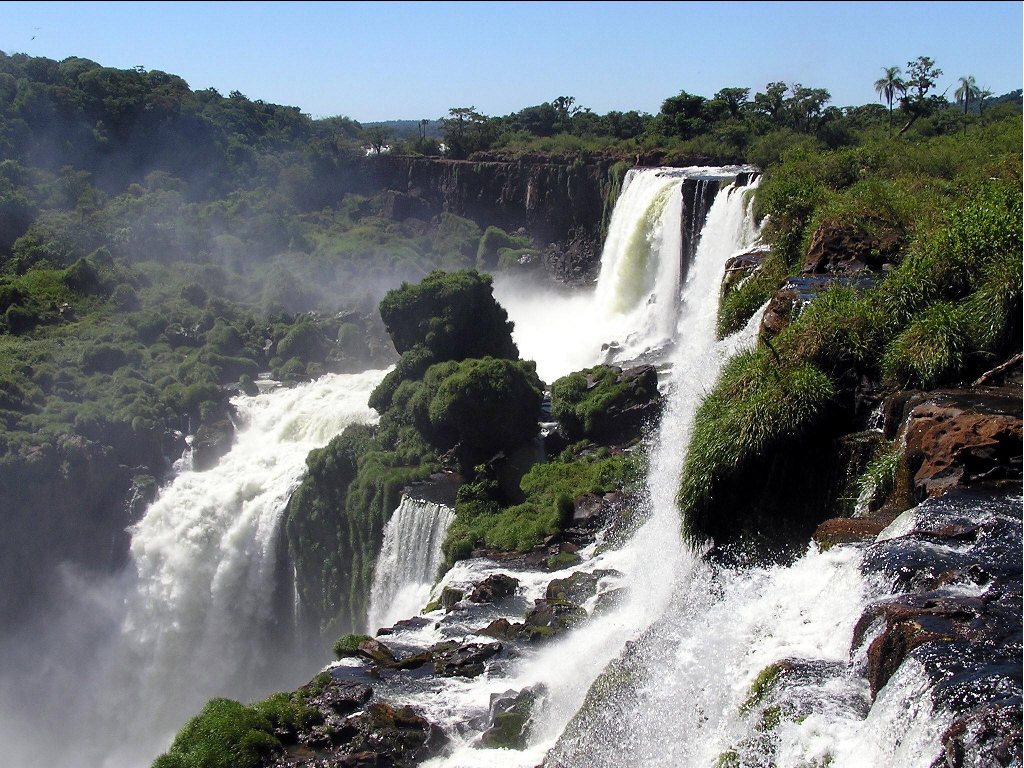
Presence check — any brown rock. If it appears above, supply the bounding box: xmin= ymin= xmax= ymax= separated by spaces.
xmin=903 ymin=397 xmax=1022 ymax=499
xmin=802 ymin=218 xmax=899 ymax=275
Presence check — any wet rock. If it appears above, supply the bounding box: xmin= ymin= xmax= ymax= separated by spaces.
xmin=440 ymin=586 xmax=464 ymax=612
xmin=346 ymin=702 xmax=447 ymax=765
xmin=357 ymin=638 xmax=398 ymax=667
xmin=190 ymin=415 xmax=234 ymax=471
xmin=477 ymin=617 xmax=524 ymax=642
xmin=376 ymin=616 xmax=431 ymax=636
xmin=545 ymin=569 xmax=620 ymax=606
xmin=593 ymin=587 xmax=628 ymax=615
xmin=468 ymin=573 xmax=519 ymax=603
xmin=722 ymin=247 xmax=769 ymax=296
xmin=432 ymin=641 xmax=503 ymax=678
xmin=316 ymin=680 xmax=374 ymax=716
xmin=812 ymin=517 xmax=888 ymax=550
xmin=933 ymin=701 xmax=1023 ymax=768
xmin=523 ymin=598 xmax=587 ymax=641
xmin=479 ymin=685 xmax=546 ymax=749
xmin=900 ymin=391 xmax=1022 ymax=500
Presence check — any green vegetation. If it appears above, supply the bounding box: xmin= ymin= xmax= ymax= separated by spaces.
xmin=152 ymin=684 xmax=327 ymax=768
xmin=442 ymin=446 xmax=636 ymax=567
xmin=686 ymin=92 xmax=1021 ymax=543
xmin=550 ymin=365 xmax=659 ymax=441
xmin=332 ymin=632 xmax=372 ymax=658
xmin=285 ymin=270 xmax=543 ymax=635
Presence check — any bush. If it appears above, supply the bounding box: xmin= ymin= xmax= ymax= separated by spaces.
xmin=332 ymin=633 xmax=371 ymax=658
xmin=476 ymin=226 xmax=531 ymax=270
xmin=550 ymin=365 xmax=658 ymax=441
xmin=153 ymin=698 xmax=280 ymax=768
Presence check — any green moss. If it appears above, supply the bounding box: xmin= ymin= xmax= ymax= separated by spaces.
xmin=739 ymin=664 xmax=785 ymax=715
xmin=152 ymin=698 xmax=280 ymax=768
xmin=550 ymin=365 xmax=659 ymax=441
xmin=476 ymin=226 xmax=531 ymax=270
xmin=333 ymin=633 xmax=372 ymax=658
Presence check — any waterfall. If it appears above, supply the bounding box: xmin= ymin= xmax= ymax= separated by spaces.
xmin=366 ymin=495 xmax=456 ymax=634
xmin=494 ymin=166 xmax=755 ymax=382
xmin=0 ymin=368 xmax=388 ymax=768
xmin=416 ymin=172 xmax=765 ymax=768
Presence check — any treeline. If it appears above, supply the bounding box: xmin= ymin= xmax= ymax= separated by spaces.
xmin=430 ymin=57 xmax=1020 ymax=162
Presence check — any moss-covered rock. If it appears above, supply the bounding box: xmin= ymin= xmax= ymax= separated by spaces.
xmin=550 ymin=364 xmax=661 ymax=443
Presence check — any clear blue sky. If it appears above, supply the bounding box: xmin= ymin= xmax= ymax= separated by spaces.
xmin=3 ymin=1 xmax=1021 ymax=121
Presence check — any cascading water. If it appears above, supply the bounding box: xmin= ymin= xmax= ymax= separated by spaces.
xmin=381 ymin=172 xmax=766 ymax=768
xmin=366 ymin=495 xmax=456 ymax=634
xmin=493 ymin=166 xmax=754 ymax=382
xmin=0 ymin=368 xmax=387 ymax=768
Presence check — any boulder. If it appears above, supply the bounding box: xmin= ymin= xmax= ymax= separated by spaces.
xmin=468 ymin=573 xmax=519 ymax=603
xmin=801 ymin=218 xmax=899 ymax=275
xmin=357 ymin=638 xmax=398 ymax=667
xmin=432 ymin=641 xmax=503 ymax=678
xmin=523 ymin=598 xmax=587 ymax=641
xmin=191 ymin=416 xmax=234 ymax=471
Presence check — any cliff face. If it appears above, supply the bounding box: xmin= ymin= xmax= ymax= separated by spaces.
xmin=342 ymin=155 xmax=627 ymax=283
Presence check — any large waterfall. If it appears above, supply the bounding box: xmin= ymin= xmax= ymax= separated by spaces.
xmin=0 ymin=368 xmax=387 ymax=768
xmin=400 ymin=170 xmax=767 ymax=768
xmin=494 ymin=166 xmax=752 ymax=381
xmin=366 ymin=495 xmax=456 ymax=634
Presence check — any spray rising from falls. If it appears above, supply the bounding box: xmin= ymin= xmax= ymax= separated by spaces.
xmin=366 ymin=495 xmax=456 ymax=634
xmin=494 ymin=166 xmax=755 ymax=382
xmin=1 ymin=368 xmax=387 ymax=768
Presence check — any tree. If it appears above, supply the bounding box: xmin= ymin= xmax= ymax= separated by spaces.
xmin=977 ymin=87 xmax=993 ymax=116
xmin=898 ymin=56 xmax=943 ymax=135
xmin=714 ymin=87 xmax=750 ymax=118
xmin=753 ymin=82 xmax=788 ymax=123
xmin=874 ymin=66 xmax=906 ymax=136
xmin=955 ymin=75 xmax=979 ymax=133
xmin=440 ymin=106 xmax=490 ymax=158
xmin=359 ymin=125 xmax=392 ymax=155
xmin=787 ymin=84 xmax=831 ymax=132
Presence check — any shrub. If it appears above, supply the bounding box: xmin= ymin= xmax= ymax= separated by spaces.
xmin=332 ymin=633 xmax=371 ymax=658
xmin=476 ymin=226 xmax=531 ymax=270
xmin=153 ymin=697 xmax=280 ymax=768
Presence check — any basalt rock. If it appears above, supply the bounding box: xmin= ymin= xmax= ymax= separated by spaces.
xmin=801 ymin=218 xmax=900 ymax=275
xmin=722 ymin=248 xmax=769 ymax=296
xmin=898 ymin=390 xmax=1022 ymax=501
xmin=431 ymin=641 xmax=503 ymax=678
xmin=190 ymin=415 xmax=235 ymax=471
xmin=468 ymin=573 xmax=519 ymax=603
xmin=854 ymin=489 xmax=1021 ymax=765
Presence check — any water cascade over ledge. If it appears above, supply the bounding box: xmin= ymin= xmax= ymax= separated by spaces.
xmin=366 ymin=495 xmax=456 ymax=634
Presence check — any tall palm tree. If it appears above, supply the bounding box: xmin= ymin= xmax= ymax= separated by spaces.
xmin=978 ymin=88 xmax=993 ymax=116
xmin=874 ymin=66 xmax=905 ymax=136
xmin=955 ymin=75 xmax=980 ymax=133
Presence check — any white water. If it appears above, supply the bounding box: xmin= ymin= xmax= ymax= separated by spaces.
xmin=494 ymin=166 xmax=755 ymax=382
xmin=366 ymin=495 xmax=456 ymax=634
xmin=394 ymin=172 xmax=766 ymax=768
xmin=402 ymin=168 xmax=949 ymax=767
xmin=0 ymin=368 xmax=388 ymax=768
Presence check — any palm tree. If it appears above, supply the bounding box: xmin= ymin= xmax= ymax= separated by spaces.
xmin=978 ymin=87 xmax=993 ymax=117
xmin=955 ymin=75 xmax=980 ymax=133
xmin=874 ymin=66 xmax=905 ymax=136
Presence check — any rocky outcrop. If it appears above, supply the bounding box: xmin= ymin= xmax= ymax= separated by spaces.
xmin=885 ymin=387 xmax=1022 ymax=501
xmin=854 ymin=491 xmax=1022 ymax=768
xmin=801 ymin=218 xmax=901 ymax=275
xmin=343 ymin=154 xmax=626 ymax=283
xmin=265 ymin=676 xmax=446 ymax=768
